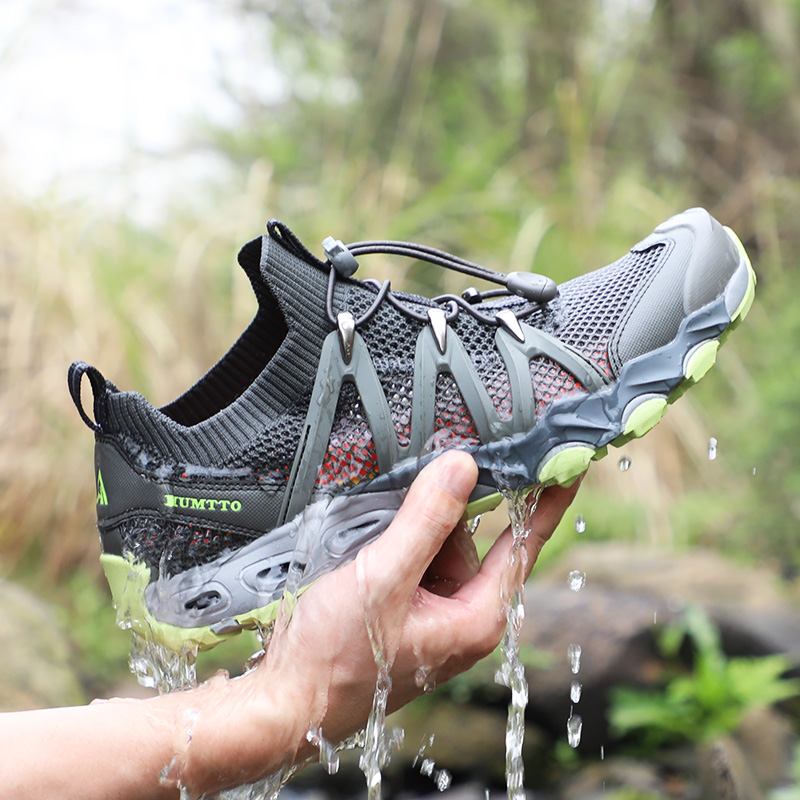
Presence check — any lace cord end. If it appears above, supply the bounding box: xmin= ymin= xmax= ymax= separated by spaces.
xmin=507 ymin=272 xmax=559 ymax=304
xmin=322 ymin=236 xmax=359 ymax=278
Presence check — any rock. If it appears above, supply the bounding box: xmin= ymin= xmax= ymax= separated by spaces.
xmin=733 ymin=707 xmax=795 ymax=790
xmin=388 ymin=700 xmax=547 ymax=785
xmin=541 ymin=544 xmax=800 ymax=668
xmin=699 ymin=737 xmax=764 ymax=800
xmin=522 ymin=580 xmax=676 ymax=751
xmin=558 ymin=757 xmax=665 ymax=800
xmin=0 ymin=580 xmax=85 ymax=710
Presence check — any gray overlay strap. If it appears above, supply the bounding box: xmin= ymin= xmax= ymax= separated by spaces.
xmin=280 ymin=317 xmax=609 ymax=524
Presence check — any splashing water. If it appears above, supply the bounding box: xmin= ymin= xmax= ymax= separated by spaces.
xmin=307 ymin=727 xmax=340 ymax=775
xmin=573 ymin=514 xmax=586 ymax=534
xmin=567 ymin=643 xmax=582 ymax=675
xmin=413 ymin=734 xmax=435 ymax=768
xmin=128 ymin=631 xmax=197 ymax=693
xmin=708 ymin=436 xmax=718 ymax=460
xmin=566 ymin=713 xmax=583 ymax=748
xmin=415 ymin=666 xmax=436 ymax=694
xmin=355 ymin=544 xmax=406 ymax=800
xmin=617 ymin=455 xmax=631 ymax=472
xmin=435 ymin=769 xmax=452 ymax=791
xmin=567 ymin=570 xmax=586 ymax=592
xmin=570 ymin=681 xmax=582 ymax=703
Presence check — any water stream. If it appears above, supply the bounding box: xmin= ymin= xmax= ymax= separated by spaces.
xmin=494 ymin=484 xmax=542 ymax=800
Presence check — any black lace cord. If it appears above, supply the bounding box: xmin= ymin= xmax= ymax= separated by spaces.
xmin=346 ymin=240 xmax=508 ymax=286
xmin=267 ymin=220 xmax=551 ymax=330
xmin=325 ymin=268 xmax=393 ymax=327
xmin=432 ymin=292 xmax=538 ymax=325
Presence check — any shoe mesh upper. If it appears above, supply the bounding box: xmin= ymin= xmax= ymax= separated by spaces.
xmin=552 ymin=244 xmax=667 ymax=375
xmin=118 ymin=517 xmax=258 ymax=576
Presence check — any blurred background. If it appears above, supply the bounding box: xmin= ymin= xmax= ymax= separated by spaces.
xmin=1 ymin=1 xmax=800 ymax=798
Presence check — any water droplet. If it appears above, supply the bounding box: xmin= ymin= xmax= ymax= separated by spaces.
xmin=708 ymin=436 xmax=718 ymax=460
xmin=568 ymin=643 xmax=582 ymax=674
xmin=570 ymin=680 xmax=582 ymax=703
xmin=574 ymin=514 xmax=586 ymax=534
xmin=653 ymin=611 xmax=658 ymax=625
xmin=568 ymin=570 xmax=586 ymax=592
xmin=468 ymin=514 xmax=483 ymax=534
xmin=412 ymin=734 xmax=435 ymax=768
xmin=420 ymin=758 xmax=435 ymax=777
xmin=618 ymin=455 xmax=631 ymax=472
xmin=600 ymin=745 xmax=605 ymax=760
xmin=567 ymin=713 xmax=583 ymax=748
xmin=752 ymin=466 xmax=757 ymax=476
xmin=435 ymin=769 xmax=452 ymax=791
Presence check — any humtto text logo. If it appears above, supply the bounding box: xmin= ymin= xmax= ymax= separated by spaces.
xmin=164 ymin=494 xmax=242 ymax=512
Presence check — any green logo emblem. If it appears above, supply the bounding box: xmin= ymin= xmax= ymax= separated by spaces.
xmin=96 ymin=470 xmax=108 ymax=506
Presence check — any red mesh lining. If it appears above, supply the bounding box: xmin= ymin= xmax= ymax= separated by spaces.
xmin=431 ymin=374 xmax=481 ymax=450
xmin=530 ymin=357 xmax=586 ymax=417
xmin=317 ymin=382 xmax=379 ymax=489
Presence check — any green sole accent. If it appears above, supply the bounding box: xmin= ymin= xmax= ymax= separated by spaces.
xmin=101 ymin=553 xmax=282 ymax=652
xmin=684 ymin=340 xmax=719 ymax=383
xmin=464 ymin=491 xmax=503 ymax=519
xmin=537 ymin=445 xmax=595 ymax=486
xmin=724 ymin=226 xmax=757 ymax=323
xmin=623 ymin=396 xmax=668 ymax=438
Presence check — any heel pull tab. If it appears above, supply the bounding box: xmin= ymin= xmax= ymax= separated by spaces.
xmin=67 ymin=361 xmax=107 ymax=433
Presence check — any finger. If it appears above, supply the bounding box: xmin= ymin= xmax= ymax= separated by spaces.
xmin=357 ymin=450 xmax=478 ymax=600
xmin=396 ymin=477 xmax=584 ymax=686
xmin=450 ymin=476 xmax=583 ymax=620
xmin=484 ymin=476 xmax=583 ymax=580
xmin=421 ymin=521 xmax=480 ymax=596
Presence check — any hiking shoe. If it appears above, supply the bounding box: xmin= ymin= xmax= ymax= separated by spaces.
xmin=69 ymin=208 xmax=755 ymax=651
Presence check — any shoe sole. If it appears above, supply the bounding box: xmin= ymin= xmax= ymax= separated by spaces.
xmin=102 ymin=227 xmax=755 ymax=652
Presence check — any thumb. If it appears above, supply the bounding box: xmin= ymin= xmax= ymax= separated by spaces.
xmin=358 ymin=450 xmax=478 ymax=600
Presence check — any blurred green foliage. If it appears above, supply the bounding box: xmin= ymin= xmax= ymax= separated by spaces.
xmin=610 ymin=605 xmax=799 ymax=752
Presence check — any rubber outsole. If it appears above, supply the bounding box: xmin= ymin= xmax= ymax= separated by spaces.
xmin=106 ymin=227 xmax=756 ymax=652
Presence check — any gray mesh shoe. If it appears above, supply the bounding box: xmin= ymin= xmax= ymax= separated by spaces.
xmin=69 ymin=207 xmax=755 ymax=651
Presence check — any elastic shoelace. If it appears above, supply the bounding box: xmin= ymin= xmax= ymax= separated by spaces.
xmin=266 ymin=219 xmax=558 ymax=329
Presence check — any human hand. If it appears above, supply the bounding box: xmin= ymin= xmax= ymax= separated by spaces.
xmin=177 ymin=450 xmax=582 ymax=796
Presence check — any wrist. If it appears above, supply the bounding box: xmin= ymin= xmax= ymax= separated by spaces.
xmin=163 ymin=668 xmax=312 ymax=797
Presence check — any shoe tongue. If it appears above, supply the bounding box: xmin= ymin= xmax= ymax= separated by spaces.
xmin=236 ymin=231 xmax=338 ymax=408
xmin=238 ymin=233 xmax=331 ymax=323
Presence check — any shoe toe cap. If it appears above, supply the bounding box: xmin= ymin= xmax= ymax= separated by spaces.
xmin=613 ymin=208 xmax=740 ymax=368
